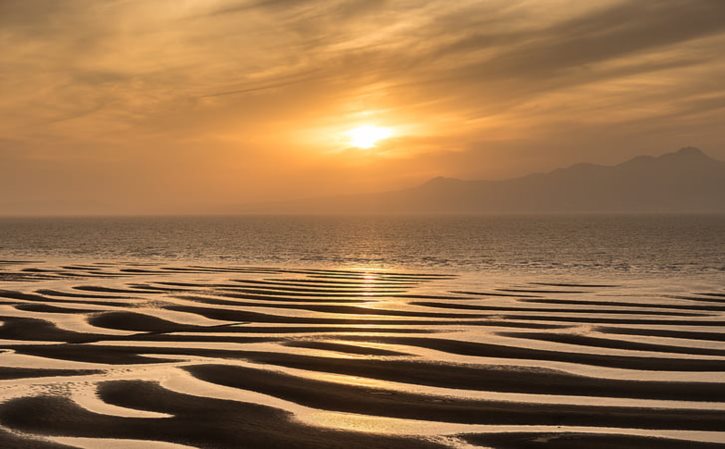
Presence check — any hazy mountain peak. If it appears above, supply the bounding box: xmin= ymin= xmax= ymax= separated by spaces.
xmin=610 ymin=147 xmax=715 ymax=170
xmin=395 ymin=147 xmax=725 ymax=213
xmin=674 ymin=146 xmax=706 ymax=157
xmin=247 ymin=147 xmax=725 ymax=214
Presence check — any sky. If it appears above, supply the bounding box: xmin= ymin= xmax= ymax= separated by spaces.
xmin=2 ymin=0 xmax=725 ymax=215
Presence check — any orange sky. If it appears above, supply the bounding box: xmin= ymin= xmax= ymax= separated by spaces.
xmin=2 ymin=0 xmax=725 ymax=215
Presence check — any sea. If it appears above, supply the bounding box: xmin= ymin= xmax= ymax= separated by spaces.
xmin=1 ymin=214 xmax=723 ymax=277
xmin=2 ymin=214 xmax=725 ymax=447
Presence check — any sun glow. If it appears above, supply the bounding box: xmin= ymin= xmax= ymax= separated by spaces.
xmin=346 ymin=125 xmax=393 ymax=149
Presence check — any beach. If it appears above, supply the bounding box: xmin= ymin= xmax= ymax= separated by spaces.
xmin=1 ymin=258 xmax=724 ymax=448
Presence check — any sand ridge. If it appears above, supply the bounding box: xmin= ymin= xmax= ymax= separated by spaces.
xmin=0 ymin=260 xmax=724 ymax=448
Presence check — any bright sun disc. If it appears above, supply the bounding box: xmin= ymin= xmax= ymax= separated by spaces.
xmin=346 ymin=125 xmax=393 ymax=149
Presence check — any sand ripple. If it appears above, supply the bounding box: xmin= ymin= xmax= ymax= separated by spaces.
xmin=0 ymin=260 xmax=724 ymax=448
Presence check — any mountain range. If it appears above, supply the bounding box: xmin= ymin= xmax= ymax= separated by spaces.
xmin=247 ymin=147 xmax=725 ymax=214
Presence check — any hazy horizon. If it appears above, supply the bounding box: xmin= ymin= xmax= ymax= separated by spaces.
xmin=3 ymin=0 xmax=725 ymax=215
xmin=1 ymin=145 xmax=723 ymax=217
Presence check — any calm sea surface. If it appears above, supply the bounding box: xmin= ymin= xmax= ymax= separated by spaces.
xmin=1 ymin=215 xmax=724 ymax=276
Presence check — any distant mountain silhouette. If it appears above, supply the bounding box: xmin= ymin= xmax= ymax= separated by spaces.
xmin=248 ymin=147 xmax=725 ymax=213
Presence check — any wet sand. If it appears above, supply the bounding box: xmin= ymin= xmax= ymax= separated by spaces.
xmin=0 ymin=260 xmax=724 ymax=448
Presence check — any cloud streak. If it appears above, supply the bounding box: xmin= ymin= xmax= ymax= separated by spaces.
xmin=1 ymin=0 xmax=725 ymax=214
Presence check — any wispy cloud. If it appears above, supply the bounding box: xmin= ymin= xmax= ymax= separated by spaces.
xmin=1 ymin=0 xmax=725 ymax=214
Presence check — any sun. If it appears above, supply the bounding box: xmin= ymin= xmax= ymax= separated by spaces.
xmin=346 ymin=125 xmax=393 ymax=149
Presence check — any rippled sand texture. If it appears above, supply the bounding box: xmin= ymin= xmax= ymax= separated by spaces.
xmin=1 ymin=260 xmax=724 ymax=449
